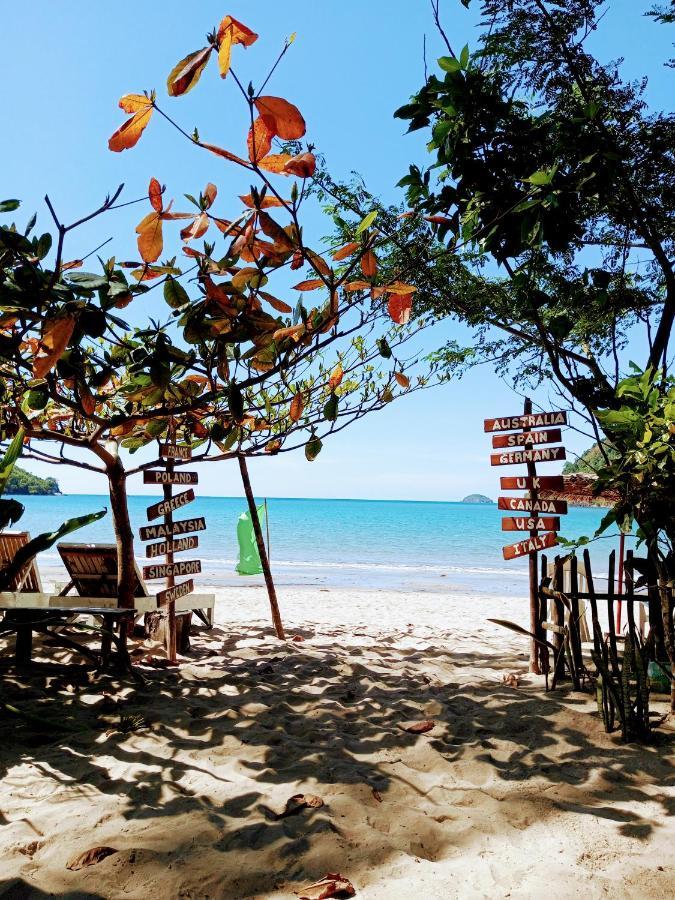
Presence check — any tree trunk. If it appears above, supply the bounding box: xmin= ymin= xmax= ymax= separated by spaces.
xmin=237 ymin=455 xmax=285 ymax=640
xmin=106 ymin=457 xmax=136 ymax=610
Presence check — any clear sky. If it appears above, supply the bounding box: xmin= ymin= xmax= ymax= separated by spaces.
xmin=2 ymin=2 xmax=673 ymax=501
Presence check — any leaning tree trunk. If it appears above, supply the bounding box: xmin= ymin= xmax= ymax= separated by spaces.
xmin=656 ymin=556 xmax=675 ymax=713
xmin=106 ymin=456 xmax=136 ymax=610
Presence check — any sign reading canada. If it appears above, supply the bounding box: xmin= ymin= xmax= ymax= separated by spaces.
xmin=484 ymin=407 xmax=568 ymax=562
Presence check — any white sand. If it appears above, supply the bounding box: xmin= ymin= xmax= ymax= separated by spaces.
xmin=1 ymin=583 xmax=675 ymax=898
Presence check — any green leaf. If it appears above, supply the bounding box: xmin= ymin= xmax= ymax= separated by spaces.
xmin=0 ymin=428 xmax=26 ymax=497
xmin=459 ymin=44 xmax=470 ymax=69
xmin=355 ymin=210 xmax=378 ymax=235
xmin=164 ymin=276 xmax=190 ymax=309
xmin=323 ymin=393 xmax=338 ymax=422
xmin=67 ymin=272 xmax=109 ymax=290
xmin=305 ymin=435 xmax=323 ymax=461
xmin=0 ymin=200 xmax=20 ymax=213
xmin=438 ymin=56 xmax=461 ymax=73
xmin=377 ymin=337 xmax=392 ymax=359
xmin=525 ymin=168 xmax=556 ymax=186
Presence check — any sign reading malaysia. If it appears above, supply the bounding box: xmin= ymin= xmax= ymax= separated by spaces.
xmin=146 ymin=489 xmax=195 ymax=521
xmin=138 ymin=516 xmax=206 ymax=542
xmin=503 ymin=532 xmax=559 ymax=560
xmin=484 ymin=411 xmax=567 ymax=433
xmin=143 ymin=559 xmax=202 ymax=580
xmin=490 ymin=446 xmax=566 ymax=467
xmin=143 ymin=470 xmax=198 ymax=486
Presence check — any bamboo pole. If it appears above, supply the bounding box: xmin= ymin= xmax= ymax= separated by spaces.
xmin=238 ymin=455 xmax=285 ymax=640
xmin=523 ymin=398 xmax=542 ymax=674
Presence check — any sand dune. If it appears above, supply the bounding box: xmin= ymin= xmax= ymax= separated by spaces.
xmin=1 ymin=585 xmax=674 ymax=898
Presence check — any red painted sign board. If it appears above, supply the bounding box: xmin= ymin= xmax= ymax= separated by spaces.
xmin=145 ymin=535 xmax=199 ymax=559
xmin=143 ymin=559 xmax=202 ymax=581
xmin=503 ymin=532 xmax=558 ymax=561
xmin=146 ymin=488 xmax=195 ymax=522
xmin=139 ymin=517 xmax=206 ymax=542
xmin=160 ymin=443 xmax=192 ymax=460
xmin=498 ymin=496 xmax=568 ymax=515
xmin=157 ymin=579 xmax=194 ymax=605
xmin=143 ymin=470 xmax=198 ymax=486
xmin=500 ymin=475 xmax=565 ymax=492
xmin=502 ymin=516 xmax=561 ymax=532
xmin=484 ymin=411 xmax=567 ymax=433
xmin=492 ymin=428 xmax=562 ymax=450
xmin=491 ymin=446 xmax=566 ymax=467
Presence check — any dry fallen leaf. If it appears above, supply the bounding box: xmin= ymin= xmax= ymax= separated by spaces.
xmin=401 ymin=719 xmax=435 ymax=734
xmin=371 ymin=787 xmax=383 ymax=803
xmin=503 ymin=672 xmax=520 ymax=688
xmin=66 ymin=846 xmax=118 ymax=871
xmin=278 ymin=793 xmax=324 ymax=819
xmin=295 ymin=873 xmax=356 ymax=900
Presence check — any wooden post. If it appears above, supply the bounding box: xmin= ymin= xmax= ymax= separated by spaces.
xmin=570 ymin=554 xmax=583 ymax=677
xmin=238 ymin=455 xmax=285 ymax=640
xmin=616 ymin=531 xmax=625 ymax=632
xmin=523 ymin=398 xmax=542 ymax=674
xmin=606 ymin=550 xmax=620 ymax=678
xmin=539 ymin=553 xmax=550 ymax=675
xmin=552 ymin=555 xmax=566 ymax=682
xmin=163 ymin=452 xmax=177 ymax=663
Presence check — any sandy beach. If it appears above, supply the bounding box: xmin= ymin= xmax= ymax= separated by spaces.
xmin=1 ymin=583 xmax=674 ymax=899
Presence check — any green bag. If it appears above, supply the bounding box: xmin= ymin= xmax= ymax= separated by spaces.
xmin=236 ymin=504 xmax=266 ymax=576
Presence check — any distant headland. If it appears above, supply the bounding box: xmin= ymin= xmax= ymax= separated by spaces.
xmin=462 ymin=493 xmax=493 ymax=504
xmin=6 ymin=466 xmax=60 ymax=496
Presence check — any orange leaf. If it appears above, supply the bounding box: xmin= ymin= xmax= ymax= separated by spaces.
xmin=284 ymin=151 xmax=316 ymax=178
xmin=181 ymin=212 xmax=209 ymax=242
xmin=34 ymin=316 xmax=76 ymax=379
xmin=328 ymin=364 xmax=343 ymax=390
xmin=257 ymin=153 xmax=293 ymax=174
xmin=424 ymin=214 xmax=453 ymax=225
xmin=296 ymin=873 xmax=355 ymax=900
xmin=60 ymin=259 xmax=83 ymax=271
xmin=118 ymin=93 xmax=152 ymax=113
xmin=306 ymin=249 xmax=330 ymax=276
xmin=203 ymin=183 xmax=217 ymax=209
xmin=402 ymin=719 xmax=435 ymax=734
xmin=394 ymin=371 xmax=410 ymax=389
xmin=167 ymin=46 xmax=213 ymax=97
xmin=217 ymin=15 xmax=258 ymax=48
xmin=260 ymin=292 xmax=293 ymax=313
xmin=79 ymin=382 xmax=97 ymax=416
xmin=361 ymin=250 xmax=377 ymax=277
xmin=290 ymin=393 xmax=304 ymax=422
xmin=254 ymin=95 xmax=306 ymax=140
xmin=248 ymin=116 xmax=274 ymax=163
xmin=201 ymin=142 xmax=249 ymax=167
xmin=293 ymin=279 xmax=324 ymax=291
xmin=258 ymin=211 xmax=295 ymax=252
xmin=384 ymin=281 xmax=417 ymax=296
xmin=240 ymin=193 xmax=286 ymax=209
xmin=217 ymin=29 xmax=233 ymax=78
xmin=108 ymin=105 xmax=153 ymax=152
xmin=66 ymin=847 xmax=118 ymax=871
xmin=136 ymin=211 xmax=163 ymax=263
xmin=332 ymin=242 xmax=359 ymax=261
xmin=344 ymin=280 xmax=371 ymax=292
xmin=148 ymin=178 xmax=163 ymax=212
xmin=388 ymin=294 xmax=413 ymax=325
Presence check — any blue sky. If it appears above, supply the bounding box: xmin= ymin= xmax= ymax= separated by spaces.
xmin=2 ymin=2 xmax=673 ymax=500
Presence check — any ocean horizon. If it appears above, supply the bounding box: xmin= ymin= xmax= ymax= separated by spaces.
xmin=11 ymin=494 xmax=627 ymax=596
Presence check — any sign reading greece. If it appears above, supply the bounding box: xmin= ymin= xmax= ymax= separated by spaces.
xmin=503 ymin=531 xmax=559 ymax=561
xmin=484 ymin=411 xmax=568 ymax=433
xmin=143 ymin=559 xmax=202 ymax=580
xmin=146 ymin=489 xmax=195 ymax=521
xmin=490 ymin=446 xmax=566 ymax=467
xmin=138 ymin=516 xmax=206 ymax=542
xmin=143 ymin=470 xmax=198 ymax=486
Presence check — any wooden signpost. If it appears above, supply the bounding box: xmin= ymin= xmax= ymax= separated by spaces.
xmin=484 ymin=400 xmax=569 ymax=674
xmin=139 ymin=433 xmax=202 ymax=662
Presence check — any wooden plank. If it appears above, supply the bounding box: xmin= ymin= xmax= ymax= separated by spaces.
xmin=143 ymin=559 xmax=202 ymax=581
xmin=146 ymin=489 xmax=195 ymax=521
xmin=484 ymin=411 xmax=567 ymax=433
xmin=143 ymin=470 xmax=198 ymax=486
xmin=138 ymin=516 xmax=206 ymax=542
xmin=145 ymin=535 xmax=199 ymax=559
xmin=503 ymin=532 xmax=558 ymax=561
xmin=160 ymin=443 xmax=192 ymax=460
xmin=174 ymin=593 xmax=216 ymax=613
xmin=498 ymin=496 xmax=568 ymax=514
xmin=157 ymin=579 xmax=194 ymax=605
xmin=502 ymin=516 xmax=561 ymax=532
xmin=492 ymin=428 xmax=561 ymax=449
xmin=491 ymin=446 xmax=566 ymax=467
xmin=500 ymin=475 xmax=565 ymax=491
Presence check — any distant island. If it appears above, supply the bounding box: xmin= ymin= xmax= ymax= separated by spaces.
xmin=463 ymin=493 xmax=493 ymax=504
xmin=6 ymin=466 xmax=60 ymax=496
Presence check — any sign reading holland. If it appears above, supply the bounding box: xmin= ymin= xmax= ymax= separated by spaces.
xmin=484 ymin=411 xmax=567 ymax=433
xmin=491 ymin=446 xmax=566 ymax=467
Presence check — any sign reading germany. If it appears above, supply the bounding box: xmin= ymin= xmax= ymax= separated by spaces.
xmin=490 ymin=446 xmax=566 ymax=467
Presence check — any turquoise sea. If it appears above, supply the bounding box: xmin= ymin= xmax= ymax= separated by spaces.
xmin=11 ymin=495 xmax=625 ymax=596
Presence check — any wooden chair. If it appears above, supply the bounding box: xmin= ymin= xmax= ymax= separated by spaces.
xmin=0 ymin=531 xmax=43 ymax=592
xmin=57 ymin=543 xmax=148 ymax=599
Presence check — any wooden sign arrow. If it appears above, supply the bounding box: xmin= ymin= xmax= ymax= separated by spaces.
xmin=503 ymin=532 xmax=558 ymax=561
xmin=143 ymin=559 xmax=202 ymax=581
xmin=139 ymin=516 xmax=206 ymax=542
xmin=500 ymin=475 xmax=565 ymax=491
xmin=145 ymin=535 xmax=199 ymax=559
xmin=484 ymin=411 xmax=567 ymax=433
xmin=157 ymin=579 xmax=194 ymax=605
xmin=492 ymin=428 xmax=562 ymax=449
xmin=491 ymin=446 xmax=566 ymax=467
xmin=498 ymin=496 xmax=568 ymax=515
xmin=143 ymin=470 xmax=198 ymax=486
xmin=146 ymin=489 xmax=195 ymax=521
xmin=160 ymin=443 xmax=192 ymax=460
xmin=502 ymin=516 xmax=561 ymax=532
